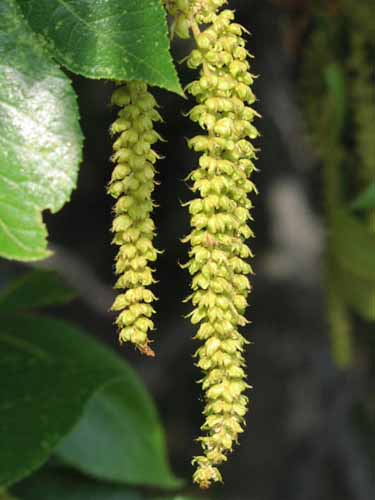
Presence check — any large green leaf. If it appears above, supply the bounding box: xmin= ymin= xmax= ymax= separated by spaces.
xmin=0 ymin=270 xmax=75 ymax=311
xmin=57 ymin=379 xmax=181 ymax=489
xmin=0 ymin=315 xmax=122 ymax=487
xmin=0 ymin=0 xmax=83 ymax=261
xmin=18 ymin=0 xmax=182 ymax=94
xmin=12 ymin=468 xmax=143 ymax=500
xmin=0 ymin=314 xmax=177 ymax=489
xmin=330 ymin=209 xmax=375 ymax=281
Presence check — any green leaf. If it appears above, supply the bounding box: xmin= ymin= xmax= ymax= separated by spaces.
xmin=0 ymin=0 xmax=83 ymax=261
xmin=0 ymin=315 xmax=177 ymax=489
xmin=351 ymin=182 xmax=375 ymax=212
xmin=12 ymin=468 xmax=143 ymax=500
xmin=18 ymin=0 xmax=182 ymax=95
xmin=0 ymin=315 xmax=122 ymax=487
xmin=331 ymin=209 xmax=375 ymax=281
xmin=0 ymin=270 xmax=75 ymax=311
xmin=57 ymin=379 xmax=182 ymax=489
xmin=331 ymin=260 xmax=375 ymax=322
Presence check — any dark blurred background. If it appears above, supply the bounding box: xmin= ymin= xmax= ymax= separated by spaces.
xmin=3 ymin=1 xmax=374 ymax=499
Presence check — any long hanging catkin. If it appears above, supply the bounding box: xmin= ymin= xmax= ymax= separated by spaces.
xmin=167 ymin=0 xmax=260 ymax=488
xmin=108 ymin=81 xmax=162 ymax=357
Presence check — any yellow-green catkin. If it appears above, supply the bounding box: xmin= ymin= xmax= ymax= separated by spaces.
xmin=167 ymin=0 xmax=259 ymax=488
xmin=108 ymin=81 xmax=162 ymax=357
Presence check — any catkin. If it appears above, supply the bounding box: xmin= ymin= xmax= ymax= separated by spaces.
xmin=108 ymin=81 xmax=162 ymax=356
xmin=167 ymin=0 xmax=260 ymax=488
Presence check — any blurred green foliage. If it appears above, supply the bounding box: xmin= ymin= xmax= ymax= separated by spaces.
xmin=301 ymin=0 xmax=375 ymax=367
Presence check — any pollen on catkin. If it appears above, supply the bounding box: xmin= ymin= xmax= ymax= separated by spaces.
xmin=167 ymin=0 xmax=260 ymax=488
xmin=108 ymin=81 xmax=162 ymax=357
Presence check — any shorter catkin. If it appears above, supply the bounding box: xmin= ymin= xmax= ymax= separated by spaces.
xmin=108 ymin=81 xmax=162 ymax=356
